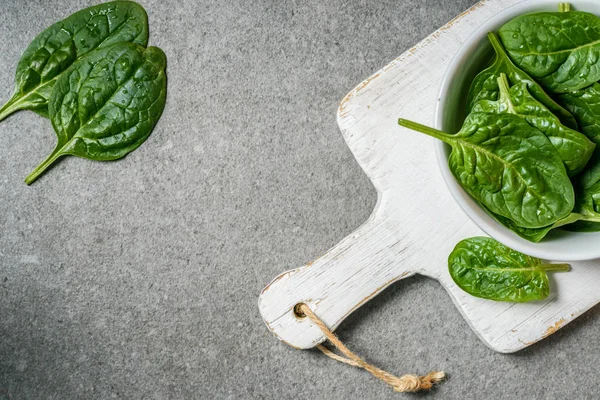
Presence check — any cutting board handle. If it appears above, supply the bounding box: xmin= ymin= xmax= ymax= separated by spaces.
xmin=258 ymin=209 xmax=415 ymax=349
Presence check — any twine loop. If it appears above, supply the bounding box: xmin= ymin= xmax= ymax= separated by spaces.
xmin=297 ymin=303 xmax=445 ymax=393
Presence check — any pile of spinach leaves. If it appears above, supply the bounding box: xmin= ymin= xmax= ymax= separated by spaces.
xmin=400 ymin=3 xmax=600 ymax=243
xmin=399 ymin=3 xmax=600 ymax=301
xmin=0 ymin=1 xmax=167 ymax=184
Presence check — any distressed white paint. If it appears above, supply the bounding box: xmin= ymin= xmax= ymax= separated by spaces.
xmin=258 ymin=0 xmax=600 ymax=353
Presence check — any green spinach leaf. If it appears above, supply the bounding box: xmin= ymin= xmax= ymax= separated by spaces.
xmin=472 ymin=74 xmax=595 ymax=176
xmin=449 ymin=237 xmax=570 ymax=302
xmin=554 ymin=82 xmax=600 ymax=231
xmin=398 ymin=113 xmax=574 ymax=229
xmin=472 ymin=113 xmax=598 ymax=239
xmin=564 ymin=219 xmax=600 ymax=232
xmin=498 ymin=7 xmax=600 ymax=93
xmin=478 ymin=202 xmax=554 ymax=243
xmin=479 ymin=201 xmax=586 ymax=242
xmin=0 ymin=1 xmax=148 ymax=122
xmin=479 ymin=149 xmax=600 ymax=238
xmin=466 ymin=32 xmax=577 ymax=129
xmin=556 ymin=83 xmax=600 ymax=145
xmin=480 ymin=150 xmax=600 ymax=238
xmin=563 ymin=152 xmax=600 ymax=231
xmin=25 ymin=42 xmax=167 ymax=184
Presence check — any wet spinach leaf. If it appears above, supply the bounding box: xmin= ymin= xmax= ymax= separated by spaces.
xmin=448 ymin=237 xmax=570 ymax=302
xmin=564 ymin=219 xmax=600 ymax=232
xmin=25 ymin=42 xmax=167 ymax=184
xmin=480 ymin=150 xmax=600 ymax=239
xmin=563 ymin=151 xmax=600 ymax=231
xmin=466 ymin=32 xmax=577 ymax=129
xmin=552 ymin=81 xmax=600 ymax=231
xmin=0 ymin=1 xmax=148 ymax=122
xmin=556 ymin=83 xmax=600 ymax=145
xmin=479 ymin=201 xmax=585 ymax=243
xmin=481 ymin=151 xmax=600 ymax=238
xmin=498 ymin=6 xmax=600 ymax=93
xmin=549 ymin=83 xmax=600 ymax=232
xmin=478 ymin=202 xmax=554 ymax=243
xmin=472 ymin=74 xmax=595 ymax=176
xmin=398 ymin=113 xmax=574 ymax=229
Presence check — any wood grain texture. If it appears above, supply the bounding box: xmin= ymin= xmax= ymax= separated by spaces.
xmin=258 ymin=0 xmax=600 ymax=353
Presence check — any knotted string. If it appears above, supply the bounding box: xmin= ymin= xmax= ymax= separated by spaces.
xmin=297 ymin=303 xmax=445 ymax=393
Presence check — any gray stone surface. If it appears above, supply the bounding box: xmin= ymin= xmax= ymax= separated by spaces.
xmin=0 ymin=0 xmax=599 ymax=398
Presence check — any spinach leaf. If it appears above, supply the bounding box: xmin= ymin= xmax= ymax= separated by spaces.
xmin=564 ymin=220 xmax=600 ymax=232
xmin=398 ymin=113 xmax=574 ymax=229
xmin=554 ymin=82 xmax=600 ymax=231
xmin=479 ymin=201 xmax=585 ymax=242
xmin=448 ymin=237 xmax=570 ymax=302
xmin=563 ymin=152 xmax=600 ymax=231
xmin=551 ymin=83 xmax=600 ymax=231
xmin=478 ymin=202 xmax=554 ymax=243
xmin=25 ymin=42 xmax=167 ymax=184
xmin=471 ymin=109 xmax=597 ymax=239
xmin=0 ymin=1 xmax=148 ymax=122
xmin=481 ymin=150 xmax=600 ymax=238
xmin=480 ymin=151 xmax=600 ymax=238
xmin=498 ymin=7 xmax=600 ymax=93
xmin=472 ymin=74 xmax=595 ymax=176
xmin=556 ymin=83 xmax=600 ymax=145
xmin=466 ymin=32 xmax=577 ymax=129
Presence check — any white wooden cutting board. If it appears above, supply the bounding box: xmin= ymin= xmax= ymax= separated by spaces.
xmin=258 ymin=0 xmax=600 ymax=353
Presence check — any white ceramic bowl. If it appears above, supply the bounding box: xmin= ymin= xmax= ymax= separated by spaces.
xmin=435 ymin=0 xmax=600 ymax=261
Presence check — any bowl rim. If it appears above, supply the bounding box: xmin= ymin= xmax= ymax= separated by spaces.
xmin=433 ymin=0 xmax=600 ymax=262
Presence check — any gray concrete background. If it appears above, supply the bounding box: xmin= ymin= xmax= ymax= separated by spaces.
xmin=0 ymin=0 xmax=599 ymax=398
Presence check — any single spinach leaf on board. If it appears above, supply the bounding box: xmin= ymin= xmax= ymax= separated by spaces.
xmin=449 ymin=237 xmax=570 ymax=302
xmin=498 ymin=7 xmax=600 ymax=93
xmin=556 ymin=83 xmax=600 ymax=145
xmin=466 ymin=32 xmax=577 ymax=129
xmin=25 ymin=42 xmax=167 ymax=184
xmin=398 ymin=113 xmax=574 ymax=229
xmin=472 ymin=74 xmax=595 ymax=176
xmin=0 ymin=1 xmax=148 ymax=122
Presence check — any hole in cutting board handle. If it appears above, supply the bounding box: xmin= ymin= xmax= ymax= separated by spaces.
xmin=293 ymin=303 xmax=307 ymax=320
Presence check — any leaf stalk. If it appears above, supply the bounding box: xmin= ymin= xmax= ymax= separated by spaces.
xmin=398 ymin=118 xmax=454 ymax=144
xmin=558 ymin=3 xmax=571 ymax=12
xmin=24 ymin=148 xmax=63 ymax=185
xmin=0 ymin=93 xmax=22 ymax=122
xmin=541 ymin=263 xmax=571 ymax=272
